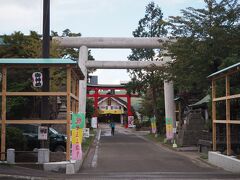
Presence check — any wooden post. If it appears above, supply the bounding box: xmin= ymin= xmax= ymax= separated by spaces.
xmin=226 ymin=75 xmax=231 ymax=155
xmin=76 ymin=79 xmax=79 ymax=112
xmin=212 ymin=80 xmax=217 ymax=151
xmin=1 ymin=66 xmax=7 ymax=160
xmin=72 ymin=74 xmax=76 ymax=113
xmin=66 ymin=66 xmax=72 ymax=161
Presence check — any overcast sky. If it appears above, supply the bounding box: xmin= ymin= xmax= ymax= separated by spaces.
xmin=0 ymin=0 xmax=204 ymax=84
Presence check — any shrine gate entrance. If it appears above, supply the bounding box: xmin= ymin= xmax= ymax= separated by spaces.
xmin=87 ymin=84 xmax=139 ymax=127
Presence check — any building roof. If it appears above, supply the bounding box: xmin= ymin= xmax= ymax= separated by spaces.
xmin=0 ymin=58 xmax=77 ymax=65
xmin=208 ymin=62 xmax=240 ymax=79
xmin=189 ymin=95 xmax=210 ymax=108
xmin=0 ymin=58 xmax=84 ymax=79
xmin=98 ymin=97 xmax=127 ymax=108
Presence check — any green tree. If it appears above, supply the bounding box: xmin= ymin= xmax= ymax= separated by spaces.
xmin=51 ymin=29 xmax=95 ymax=118
xmin=128 ymin=2 xmax=167 ymax=133
xmin=86 ymin=98 xmax=94 ymax=121
xmin=0 ymin=31 xmax=42 ymax=119
xmin=167 ymin=0 xmax=240 ymax=102
xmin=0 ymin=29 xmax=95 ymax=119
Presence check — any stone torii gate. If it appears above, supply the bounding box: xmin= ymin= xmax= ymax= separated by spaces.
xmin=53 ymin=37 xmax=176 ymax=132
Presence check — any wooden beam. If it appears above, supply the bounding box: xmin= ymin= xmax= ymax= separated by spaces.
xmin=226 ymin=124 xmax=231 ymax=155
xmin=213 ymin=97 xmax=226 ymax=101
xmin=71 ymin=69 xmax=79 ymax=84
xmin=212 ymin=80 xmax=217 ymax=151
xmin=74 ymin=79 xmax=78 ymax=112
xmin=229 ymin=121 xmax=240 ymax=124
xmin=4 ymin=120 xmax=67 ymax=124
xmin=72 ymin=74 xmax=76 ymax=95
xmin=226 ymin=75 xmax=230 ymax=121
xmin=1 ymin=66 xmax=7 ymax=160
xmin=211 ymin=68 xmax=240 ymax=81
xmin=213 ymin=94 xmax=240 ymax=102
xmin=214 ymin=120 xmax=227 ymax=124
xmin=76 ymin=79 xmax=79 ymax=112
xmin=226 ymin=75 xmax=231 ymax=156
xmin=226 ymin=94 xmax=240 ymax=100
xmin=6 ymin=92 xmax=67 ymax=96
xmin=214 ymin=120 xmax=240 ymax=124
xmin=70 ymin=93 xmax=79 ymax=101
xmin=66 ymin=66 xmax=71 ymax=161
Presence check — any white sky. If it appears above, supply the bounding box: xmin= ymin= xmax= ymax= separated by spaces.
xmin=0 ymin=0 xmax=204 ymax=84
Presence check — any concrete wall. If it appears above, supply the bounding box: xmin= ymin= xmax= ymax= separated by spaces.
xmin=208 ymin=151 xmax=240 ymax=173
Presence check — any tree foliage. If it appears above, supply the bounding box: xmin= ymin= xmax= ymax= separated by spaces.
xmin=127 ymin=2 xmax=167 ymax=133
xmin=167 ymin=0 xmax=240 ymax=101
xmin=0 ymin=29 xmax=95 ymax=119
xmin=86 ymin=98 xmax=94 ymax=120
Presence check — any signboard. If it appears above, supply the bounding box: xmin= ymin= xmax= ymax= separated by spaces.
xmin=32 ymin=72 xmax=43 ymax=87
xmin=150 ymin=116 xmax=157 ymax=134
xmin=71 ymin=113 xmax=85 ymax=129
xmin=71 ymin=113 xmax=85 ymax=160
xmin=83 ymin=128 xmax=90 ymax=138
xmin=165 ymin=118 xmax=173 ymax=139
xmin=98 ymin=109 xmax=124 ymax=114
xmin=38 ymin=126 xmax=48 ymax=140
xmin=128 ymin=116 xmax=135 ymax=128
xmin=91 ymin=117 xmax=98 ymax=128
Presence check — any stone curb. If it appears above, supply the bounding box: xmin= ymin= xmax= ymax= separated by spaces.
xmin=0 ymin=174 xmax=48 ymax=180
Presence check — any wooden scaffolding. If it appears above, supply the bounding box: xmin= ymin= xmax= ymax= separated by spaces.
xmin=209 ymin=62 xmax=240 ymax=156
xmin=0 ymin=58 xmax=84 ymax=161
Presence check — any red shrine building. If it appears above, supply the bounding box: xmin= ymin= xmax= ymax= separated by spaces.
xmin=87 ymin=84 xmax=138 ymax=127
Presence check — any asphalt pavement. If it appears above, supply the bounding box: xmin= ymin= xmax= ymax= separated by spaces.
xmin=0 ymin=123 xmax=240 ymax=180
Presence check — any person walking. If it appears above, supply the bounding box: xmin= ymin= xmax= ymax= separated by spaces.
xmin=110 ymin=121 xmax=115 ymax=136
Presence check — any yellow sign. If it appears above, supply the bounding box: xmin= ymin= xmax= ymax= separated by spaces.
xmin=98 ymin=109 xmax=123 ymax=114
xmin=72 ymin=128 xmax=83 ymax=144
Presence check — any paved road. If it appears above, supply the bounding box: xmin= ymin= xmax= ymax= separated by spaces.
xmin=0 ymin=124 xmax=239 ymax=179
xmin=76 ymin=124 xmax=240 ymax=179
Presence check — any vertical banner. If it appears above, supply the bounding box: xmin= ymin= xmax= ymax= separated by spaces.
xmin=72 ymin=128 xmax=83 ymax=144
xmin=72 ymin=144 xmax=82 ymax=160
xmin=165 ymin=118 xmax=173 ymax=139
xmin=71 ymin=113 xmax=85 ymax=160
xmin=128 ymin=116 xmax=134 ymax=128
xmin=150 ymin=117 xmax=157 ymax=134
xmin=71 ymin=113 xmax=85 ymax=129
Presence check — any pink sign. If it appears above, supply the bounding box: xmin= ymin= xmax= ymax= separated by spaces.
xmin=128 ymin=116 xmax=134 ymax=127
xmin=72 ymin=144 xmax=82 ymax=160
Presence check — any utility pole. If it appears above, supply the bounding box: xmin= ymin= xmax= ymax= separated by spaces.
xmin=41 ymin=0 xmax=50 ymax=147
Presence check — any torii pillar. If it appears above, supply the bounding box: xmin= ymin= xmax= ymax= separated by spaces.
xmin=127 ymin=94 xmax=133 ymax=128
xmin=163 ymin=55 xmax=176 ymax=140
xmin=78 ymin=46 xmax=88 ymax=116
